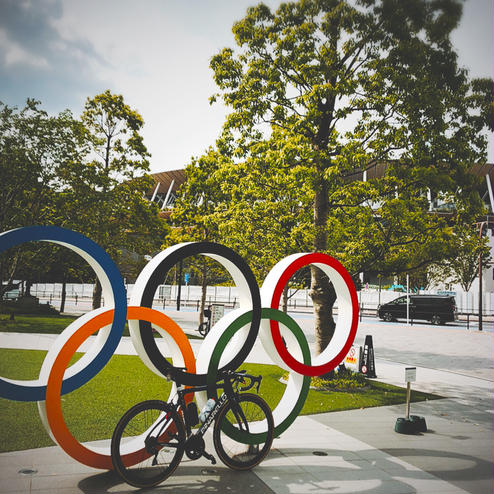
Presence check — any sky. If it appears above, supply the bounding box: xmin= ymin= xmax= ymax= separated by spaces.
xmin=0 ymin=0 xmax=493 ymax=173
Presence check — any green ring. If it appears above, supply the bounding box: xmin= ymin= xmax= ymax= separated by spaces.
xmin=207 ymin=307 xmax=311 ymax=444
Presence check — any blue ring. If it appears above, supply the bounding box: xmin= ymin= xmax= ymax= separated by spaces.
xmin=0 ymin=226 xmax=127 ymax=401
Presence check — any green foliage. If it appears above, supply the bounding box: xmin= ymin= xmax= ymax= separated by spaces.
xmin=0 ymin=92 xmax=169 ymax=303
xmin=312 ymin=368 xmax=368 ymax=391
xmin=208 ymin=0 xmax=489 ymax=258
xmin=0 ymin=99 xmax=83 ymax=231
xmin=58 ymin=90 xmax=168 ymax=262
xmin=200 ymin=0 xmax=492 ymax=350
xmin=427 ymin=224 xmax=493 ymax=292
xmin=0 ymin=100 xmax=84 ymax=298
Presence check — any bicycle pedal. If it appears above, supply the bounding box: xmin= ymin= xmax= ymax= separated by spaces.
xmin=203 ymin=450 xmax=216 ymax=465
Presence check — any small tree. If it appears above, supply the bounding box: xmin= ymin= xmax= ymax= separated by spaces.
xmin=430 ymin=226 xmax=492 ymax=292
xmin=171 ymin=149 xmax=232 ymax=324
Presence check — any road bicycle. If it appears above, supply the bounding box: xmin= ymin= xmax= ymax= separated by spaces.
xmin=111 ymin=369 xmax=275 ymax=488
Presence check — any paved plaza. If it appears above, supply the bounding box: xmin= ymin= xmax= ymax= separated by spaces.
xmin=1 ymin=311 xmax=493 ymax=493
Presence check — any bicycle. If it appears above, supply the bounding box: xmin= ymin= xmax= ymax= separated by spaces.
xmin=110 ymin=369 xmax=275 ymax=488
xmin=198 ymin=320 xmax=210 ymax=337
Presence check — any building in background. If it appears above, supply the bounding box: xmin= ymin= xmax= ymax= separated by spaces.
xmin=146 ymin=163 xmax=494 ymax=294
xmin=146 ymin=169 xmax=186 ymax=218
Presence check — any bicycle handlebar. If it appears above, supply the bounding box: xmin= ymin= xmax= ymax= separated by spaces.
xmin=231 ymin=371 xmax=262 ymax=394
xmin=163 ymin=367 xmax=262 ymax=394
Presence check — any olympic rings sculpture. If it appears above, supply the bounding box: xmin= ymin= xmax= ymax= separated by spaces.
xmin=0 ymin=226 xmax=358 ymax=469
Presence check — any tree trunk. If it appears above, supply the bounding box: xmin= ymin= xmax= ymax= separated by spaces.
xmin=310 ymin=174 xmax=336 ymax=355
xmin=92 ymin=278 xmax=102 ymax=309
xmin=310 ymin=267 xmax=337 ymax=354
xmin=282 ymin=284 xmax=289 ymax=313
xmin=199 ymin=259 xmax=208 ymax=325
xmin=60 ymin=280 xmax=67 ymax=313
xmin=25 ymin=280 xmax=32 ymax=297
xmin=0 ymin=247 xmax=20 ymax=299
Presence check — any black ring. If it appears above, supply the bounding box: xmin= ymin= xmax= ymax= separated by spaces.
xmin=136 ymin=242 xmax=261 ymax=385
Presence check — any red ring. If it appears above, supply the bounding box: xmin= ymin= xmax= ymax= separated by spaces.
xmin=269 ymin=253 xmax=358 ymax=376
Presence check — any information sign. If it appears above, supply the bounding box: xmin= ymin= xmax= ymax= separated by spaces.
xmin=405 ymin=367 xmax=416 ymax=383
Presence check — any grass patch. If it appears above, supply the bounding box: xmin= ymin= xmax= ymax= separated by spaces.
xmin=0 ymin=314 xmax=77 ymax=334
xmin=0 ymin=313 xmax=202 ymax=339
xmin=0 ymin=348 xmax=172 ymax=452
xmin=0 ymin=349 xmax=440 ymax=453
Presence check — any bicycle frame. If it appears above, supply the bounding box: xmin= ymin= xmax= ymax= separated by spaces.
xmin=153 ymin=373 xmax=254 ymax=448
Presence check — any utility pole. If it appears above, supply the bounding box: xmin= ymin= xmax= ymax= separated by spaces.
xmin=177 ymin=259 xmax=183 ymax=311
xmin=477 ymin=221 xmax=487 ymax=331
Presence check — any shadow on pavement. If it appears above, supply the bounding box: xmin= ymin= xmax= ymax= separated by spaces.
xmin=254 ymin=446 xmax=494 ymax=494
xmin=78 ymin=464 xmax=274 ymax=494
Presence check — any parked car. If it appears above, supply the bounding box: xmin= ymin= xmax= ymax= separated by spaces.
xmin=378 ymin=295 xmax=457 ymax=325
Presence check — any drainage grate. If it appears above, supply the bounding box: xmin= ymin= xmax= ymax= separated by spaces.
xmin=312 ymin=451 xmax=328 ymax=456
xmin=18 ymin=468 xmax=38 ymax=475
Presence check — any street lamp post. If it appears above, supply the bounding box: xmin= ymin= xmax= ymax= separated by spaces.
xmin=478 ymin=221 xmax=487 ymax=332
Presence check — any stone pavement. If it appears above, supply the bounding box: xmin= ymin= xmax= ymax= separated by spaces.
xmin=0 ymin=312 xmax=493 ymax=493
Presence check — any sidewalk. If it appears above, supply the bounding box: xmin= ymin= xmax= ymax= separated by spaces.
xmin=1 ymin=315 xmax=493 ymax=493
xmin=1 ymin=400 xmax=491 ymax=494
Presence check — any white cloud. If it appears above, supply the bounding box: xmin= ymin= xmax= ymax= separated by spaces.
xmin=0 ymin=28 xmax=49 ymax=68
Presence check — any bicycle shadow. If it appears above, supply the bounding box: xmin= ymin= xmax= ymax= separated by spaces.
xmin=78 ymin=462 xmax=273 ymax=494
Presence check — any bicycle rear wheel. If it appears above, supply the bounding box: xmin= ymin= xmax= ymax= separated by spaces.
xmin=213 ymin=393 xmax=274 ymax=470
xmin=111 ymin=400 xmax=185 ymax=488
xmin=198 ymin=322 xmax=209 ymax=337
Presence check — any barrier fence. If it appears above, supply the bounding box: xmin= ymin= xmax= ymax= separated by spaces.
xmin=2 ymin=283 xmax=489 ymax=329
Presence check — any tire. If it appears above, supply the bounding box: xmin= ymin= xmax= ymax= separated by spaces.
xmin=383 ymin=312 xmax=394 ymax=322
xmin=198 ymin=322 xmax=208 ymax=337
xmin=431 ymin=315 xmax=442 ymax=325
xmin=111 ymin=400 xmax=185 ymax=489
xmin=213 ymin=393 xmax=274 ymax=471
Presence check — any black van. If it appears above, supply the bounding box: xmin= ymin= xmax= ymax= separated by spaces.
xmin=378 ymin=295 xmax=457 ymax=325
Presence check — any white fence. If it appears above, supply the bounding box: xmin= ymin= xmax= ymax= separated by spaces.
xmin=27 ymin=282 xmax=494 ymax=316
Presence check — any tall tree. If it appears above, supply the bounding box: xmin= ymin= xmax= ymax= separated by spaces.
xmin=207 ymin=0 xmax=491 ymax=353
xmin=0 ymin=100 xmax=83 ymax=299
xmin=58 ymin=90 xmax=168 ymax=308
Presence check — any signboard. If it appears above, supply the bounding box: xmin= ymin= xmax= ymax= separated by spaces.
xmin=344 ymin=345 xmax=361 ymax=372
xmin=158 ymin=285 xmax=172 ymax=300
xmin=405 ymin=367 xmax=416 ymax=383
xmin=210 ymin=304 xmax=225 ymax=327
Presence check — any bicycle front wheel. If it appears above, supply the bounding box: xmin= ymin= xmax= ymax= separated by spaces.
xmin=213 ymin=393 xmax=274 ymax=470
xmin=111 ymin=400 xmax=185 ymax=488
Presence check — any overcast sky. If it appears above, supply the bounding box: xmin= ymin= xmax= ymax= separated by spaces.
xmin=1 ymin=0 xmax=493 ymax=172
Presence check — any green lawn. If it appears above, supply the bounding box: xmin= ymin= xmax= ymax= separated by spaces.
xmin=0 ymin=348 xmax=439 ymax=453
xmin=0 ymin=314 xmax=77 ymax=334
xmin=0 ymin=313 xmax=202 ymax=339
